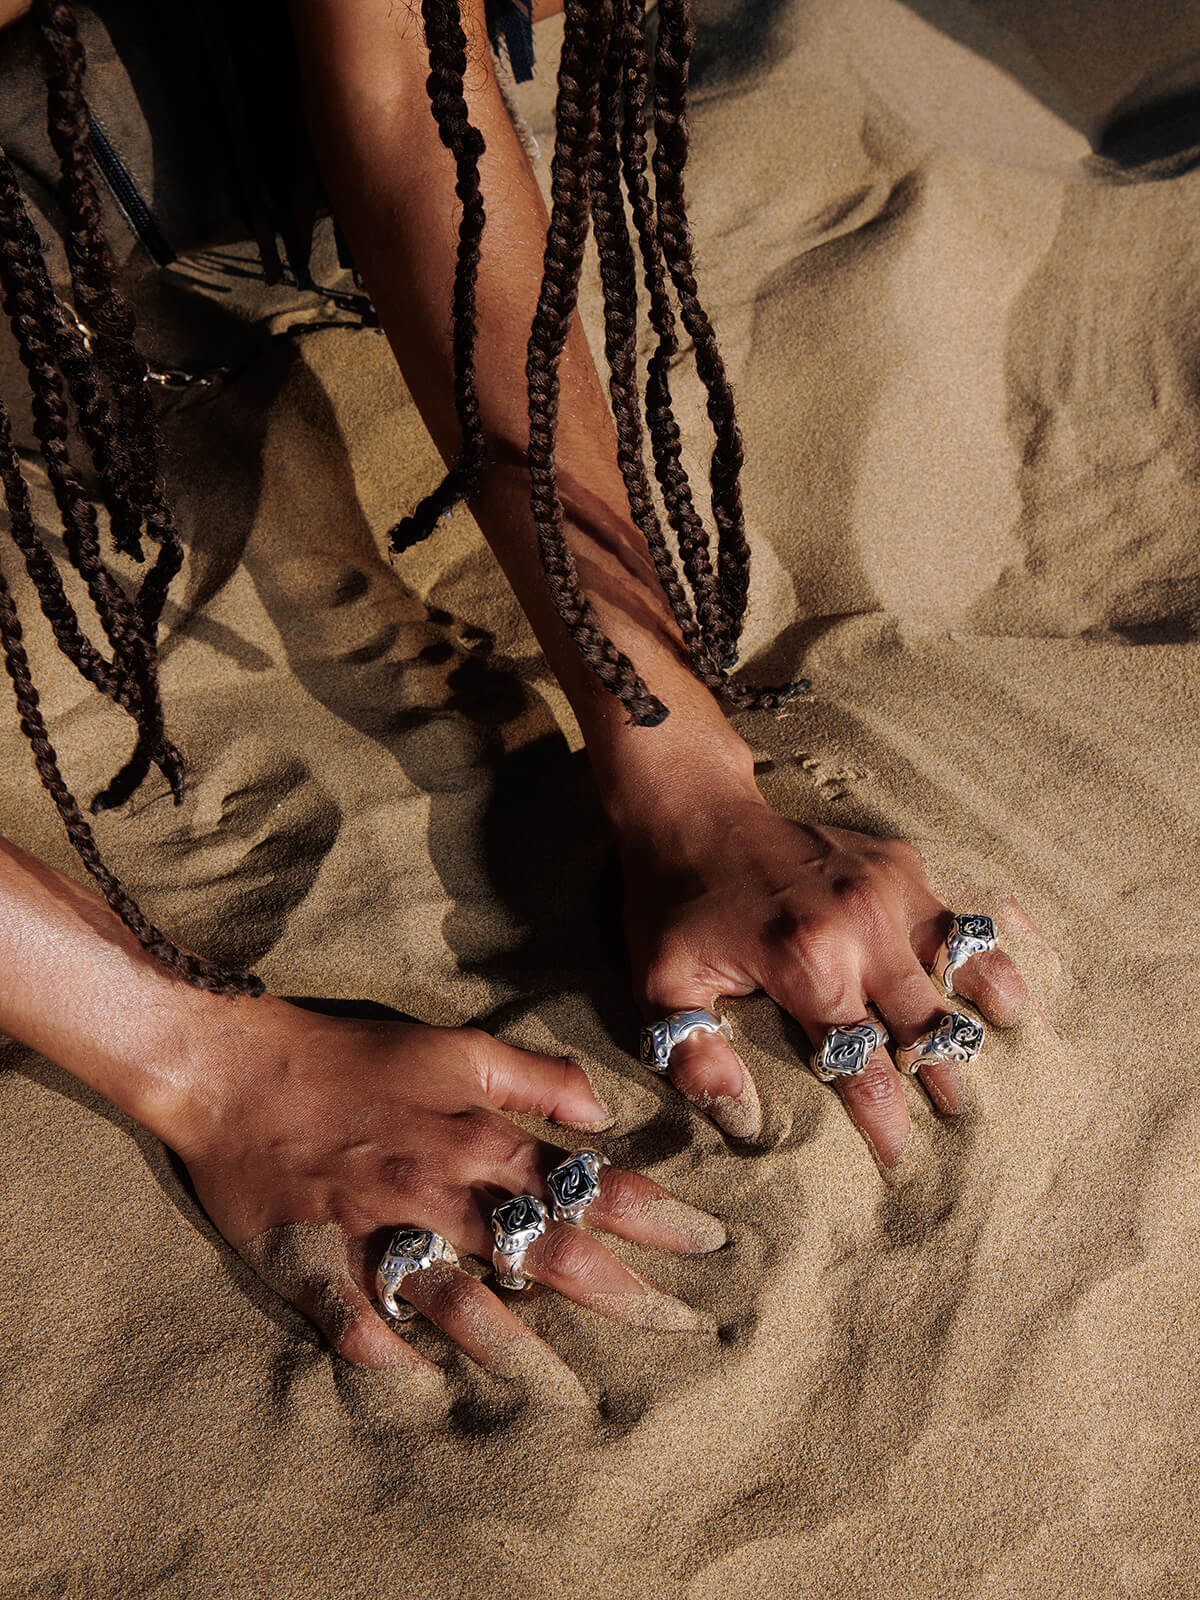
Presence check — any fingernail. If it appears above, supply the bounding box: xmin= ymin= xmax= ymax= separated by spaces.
xmin=643 ymin=1191 xmax=729 ymax=1252
xmin=707 ymin=1069 xmax=762 ymax=1143
xmin=871 ymin=1125 xmax=912 ymax=1172
xmin=584 ymin=1284 xmax=715 ymax=1334
xmin=559 ymin=1103 xmax=617 ymax=1133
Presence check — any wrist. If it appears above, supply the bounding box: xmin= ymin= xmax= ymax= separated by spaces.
xmin=582 ymin=684 xmax=762 ymax=846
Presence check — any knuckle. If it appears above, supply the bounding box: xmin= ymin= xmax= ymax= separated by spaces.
xmin=536 ymin=1223 xmax=595 ymax=1283
xmin=845 ymin=1059 xmax=899 ymax=1108
xmin=786 ymin=920 xmax=843 ymax=992
xmin=597 ymin=1166 xmax=644 ymax=1226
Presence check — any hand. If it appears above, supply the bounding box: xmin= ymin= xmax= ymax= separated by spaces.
xmin=617 ymin=780 xmax=1031 ymax=1166
xmin=175 ymin=1001 xmax=725 ymax=1381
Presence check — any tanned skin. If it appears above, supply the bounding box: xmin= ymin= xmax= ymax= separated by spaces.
xmin=0 ymin=0 xmax=1030 ymax=1373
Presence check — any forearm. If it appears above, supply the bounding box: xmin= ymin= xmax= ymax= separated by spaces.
xmin=0 ymin=836 xmax=278 ymax=1148
xmin=288 ymin=0 xmax=759 ymax=819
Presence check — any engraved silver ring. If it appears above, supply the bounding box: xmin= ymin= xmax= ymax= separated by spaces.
xmin=895 ymin=1010 xmax=986 ymax=1075
xmin=375 ymin=1226 xmax=459 ymax=1322
xmin=810 ymin=1020 xmax=890 ymax=1084
xmin=640 ymin=1008 xmax=732 ymax=1075
xmin=490 ymin=1194 xmax=549 ymax=1291
xmin=931 ymin=913 xmax=998 ymax=994
xmin=546 ymin=1149 xmax=610 ymax=1224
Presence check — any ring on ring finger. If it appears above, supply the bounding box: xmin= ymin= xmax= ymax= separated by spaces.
xmin=895 ymin=1010 xmax=985 ymax=1075
xmin=810 ymin=1020 xmax=890 ymax=1084
xmin=375 ymin=1226 xmax=459 ymax=1321
xmin=490 ymin=1194 xmax=549 ymax=1291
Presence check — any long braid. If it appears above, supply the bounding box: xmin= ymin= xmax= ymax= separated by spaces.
xmin=389 ymin=0 xmax=489 ymax=553
xmin=0 ymin=5 xmax=261 ymax=995
xmin=526 ymin=0 xmax=667 ymax=725
xmin=0 ymin=555 xmax=261 ymax=995
xmin=587 ymin=0 xmax=725 ymax=691
xmin=611 ymin=0 xmax=731 ymax=668
xmin=33 ymin=0 xmax=186 ymax=801
xmin=650 ymin=0 xmax=753 ymax=661
xmin=35 ymin=0 xmax=160 ymax=528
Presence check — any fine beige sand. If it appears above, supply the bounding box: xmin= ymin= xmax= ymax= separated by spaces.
xmin=2 ymin=3 xmax=1199 ymax=1595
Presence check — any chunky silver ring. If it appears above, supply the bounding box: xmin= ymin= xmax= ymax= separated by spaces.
xmin=895 ymin=1010 xmax=986 ymax=1075
xmin=375 ymin=1226 xmax=459 ymax=1321
xmin=931 ymin=913 xmax=998 ymax=994
xmin=640 ymin=1008 xmax=732 ymax=1074
xmin=810 ymin=1020 xmax=890 ymax=1084
xmin=546 ymin=1148 xmax=610 ymax=1224
xmin=490 ymin=1194 xmax=549 ymax=1291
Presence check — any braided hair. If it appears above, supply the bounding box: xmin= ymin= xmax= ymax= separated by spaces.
xmin=0 ymin=0 xmax=806 ymax=996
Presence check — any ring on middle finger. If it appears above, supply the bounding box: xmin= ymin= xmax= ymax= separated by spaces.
xmin=546 ymin=1148 xmax=609 ymax=1224
xmin=810 ymin=1020 xmax=890 ymax=1084
xmin=490 ymin=1194 xmax=549 ymax=1291
xmin=894 ymin=1011 xmax=986 ymax=1075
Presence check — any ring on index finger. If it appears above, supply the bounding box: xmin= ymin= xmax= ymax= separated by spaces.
xmin=931 ymin=913 xmax=998 ymax=994
xmin=640 ymin=1008 xmax=732 ymax=1075
xmin=810 ymin=1020 xmax=890 ymax=1084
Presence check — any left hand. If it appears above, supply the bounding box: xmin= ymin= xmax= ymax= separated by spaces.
xmin=615 ymin=773 xmax=1031 ymax=1167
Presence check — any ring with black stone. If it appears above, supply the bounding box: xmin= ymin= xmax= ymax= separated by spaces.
xmin=490 ymin=1194 xmax=549 ymax=1291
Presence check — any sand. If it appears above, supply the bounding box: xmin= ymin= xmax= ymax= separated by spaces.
xmin=2 ymin=2 xmax=1199 ymax=1595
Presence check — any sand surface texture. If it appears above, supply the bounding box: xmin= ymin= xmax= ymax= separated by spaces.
xmin=2 ymin=3 xmax=1199 ymax=1595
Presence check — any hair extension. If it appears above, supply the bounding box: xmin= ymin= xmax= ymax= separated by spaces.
xmin=389 ymin=0 xmax=489 ymax=553
xmin=525 ymin=0 xmax=669 ymax=725
xmin=587 ymin=0 xmax=723 ymax=689
xmin=0 ymin=1 xmax=262 ymax=996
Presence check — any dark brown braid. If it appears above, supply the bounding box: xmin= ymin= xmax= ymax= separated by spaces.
xmin=0 ymin=0 xmax=261 ymax=996
xmin=525 ymin=0 xmax=668 ymax=725
xmin=389 ymin=0 xmax=489 ymax=553
xmin=587 ymin=0 xmax=721 ymax=688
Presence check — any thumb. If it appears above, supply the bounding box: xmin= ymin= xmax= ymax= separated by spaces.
xmin=477 ymin=1037 xmax=614 ymax=1129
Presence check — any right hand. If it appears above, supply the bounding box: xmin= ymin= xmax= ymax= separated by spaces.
xmin=174 ymin=999 xmax=725 ymax=1384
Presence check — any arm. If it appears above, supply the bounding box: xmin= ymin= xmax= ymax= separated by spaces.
xmin=0 ymin=834 xmax=724 ymax=1375
xmin=289 ymin=0 xmax=1032 ymax=1162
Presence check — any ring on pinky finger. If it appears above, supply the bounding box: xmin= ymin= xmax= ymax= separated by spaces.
xmin=375 ymin=1226 xmax=460 ymax=1321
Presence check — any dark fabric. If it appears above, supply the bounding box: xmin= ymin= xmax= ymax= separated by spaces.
xmin=0 ymin=1 xmax=539 ymax=285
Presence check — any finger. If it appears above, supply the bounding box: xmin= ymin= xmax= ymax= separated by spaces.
xmin=240 ymin=1219 xmax=443 ymax=1379
xmin=639 ymin=976 xmax=761 ymax=1142
xmin=869 ymin=949 xmax=967 ymax=1115
xmin=398 ymin=1261 xmax=583 ymax=1389
xmin=521 ymin=1221 xmax=712 ymax=1332
xmin=947 ymin=948 xmax=1029 ymax=1028
xmin=834 ymin=1048 xmax=912 ymax=1171
xmin=472 ymin=1033 xmax=613 ymax=1129
xmin=480 ymin=1139 xmax=727 ymax=1255
xmin=586 ymin=1164 xmax=728 ymax=1254
xmin=299 ymin=1274 xmax=443 ymax=1378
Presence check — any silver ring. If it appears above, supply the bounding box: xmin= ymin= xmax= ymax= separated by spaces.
xmin=546 ymin=1148 xmax=610 ymax=1224
xmin=375 ymin=1226 xmax=458 ymax=1321
xmin=640 ymin=1008 xmax=732 ymax=1074
xmin=810 ymin=1020 xmax=889 ymax=1083
xmin=490 ymin=1194 xmax=549 ymax=1291
xmin=931 ymin=913 xmax=998 ymax=994
xmin=895 ymin=1011 xmax=986 ymax=1075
